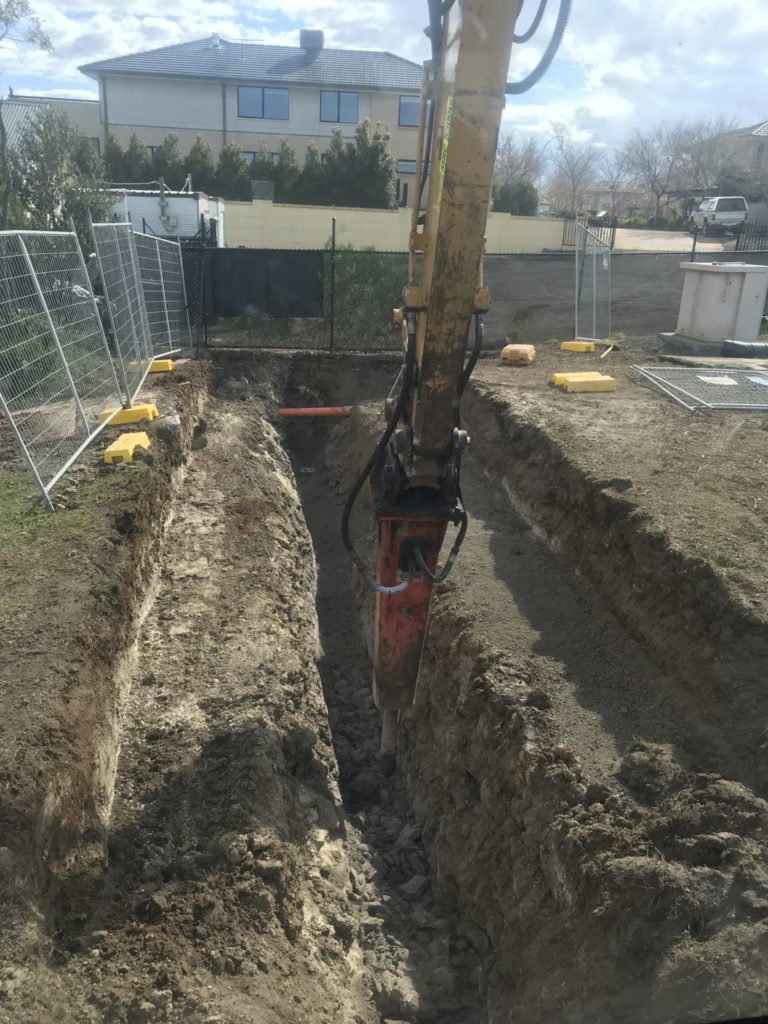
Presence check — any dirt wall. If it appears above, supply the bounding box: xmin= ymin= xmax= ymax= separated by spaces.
xmin=327 ymin=402 xmax=768 ymax=1024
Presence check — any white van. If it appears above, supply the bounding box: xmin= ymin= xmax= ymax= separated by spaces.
xmin=690 ymin=196 xmax=748 ymax=235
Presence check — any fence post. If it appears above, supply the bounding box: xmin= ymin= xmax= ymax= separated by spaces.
xmin=329 ymin=216 xmax=336 ymax=355
xmin=69 ymin=217 xmax=125 ymax=407
xmin=17 ymin=235 xmax=91 ymax=435
xmin=89 ymin=215 xmax=132 ymax=404
xmin=690 ymin=226 xmax=698 ymax=262
xmin=0 ymin=387 xmax=54 ymax=510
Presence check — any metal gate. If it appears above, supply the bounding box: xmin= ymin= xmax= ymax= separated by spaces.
xmin=575 ymin=222 xmax=612 ymax=342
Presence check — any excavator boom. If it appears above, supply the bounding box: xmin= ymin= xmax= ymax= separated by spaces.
xmin=342 ymin=0 xmax=571 ymax=745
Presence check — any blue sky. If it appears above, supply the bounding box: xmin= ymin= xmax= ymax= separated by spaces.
xmin=4 ymin=0 xmax=767 ymax=147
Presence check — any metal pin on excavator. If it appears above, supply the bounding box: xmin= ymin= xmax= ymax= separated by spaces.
xmin=342 ymin=0 xmax=571 ymax=750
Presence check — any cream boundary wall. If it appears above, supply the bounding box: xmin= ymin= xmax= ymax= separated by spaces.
xmin=224 ymin=201 xmax=565 ymax=253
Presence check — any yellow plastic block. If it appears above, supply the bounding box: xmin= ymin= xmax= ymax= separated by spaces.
xmin=552 ymin=371 xmax=607 ymax=386
xmin=149 ymin=358 xmax=174 ymax=373
xmin=561 ymin=340 xmax=596 ymax=352
xmin=104 ymin=432 xmax=151 ymax=465
xmin=99 ymin=403 xmax=158 ymax=425
xmin=562 ymin=376 xmax=617 ymax=393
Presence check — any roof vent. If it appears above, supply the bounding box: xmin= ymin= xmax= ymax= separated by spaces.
xmin=210 ymin=34 xmax=222 ymax=49
xmin=300 ymin=29 xmax=324 ymax=51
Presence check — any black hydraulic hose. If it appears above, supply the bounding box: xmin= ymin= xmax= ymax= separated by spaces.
xmin=506 ymin=0 xmax=571 ymax=95
xmin=459 ymin=315 xmax=483 ymax=395
xmin=412 ymin=503 xmax=468 ymax=584
xmin=341 ymin=321 xmax=418 ymax=593
xmin=513 ymin=0 xmax=546 ymax=43
xmin=417 ymin=99 xmax=435 ymax=212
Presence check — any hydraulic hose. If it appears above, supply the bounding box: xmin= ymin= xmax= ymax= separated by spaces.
xmin=341 ymin=319 xmax=418 ymax=593
xmin=513 ymin=0 xmax=546 ymax=43
xmin=506 ymin=0 xmax=572 ymax=95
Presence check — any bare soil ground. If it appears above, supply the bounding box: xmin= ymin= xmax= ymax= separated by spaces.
xmin=3 ymin=348 xmax=768 ymax=1024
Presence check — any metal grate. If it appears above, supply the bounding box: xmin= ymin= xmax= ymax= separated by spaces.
xmin=156 ymin=236 xmax=191 ymax=354
xmin=633 ymin=365 xmax=768 ymax=410
xmin=90 ymin=220 xmax=153 ymax=403
xmin=0 ymin=230 xmax=123 ymax=508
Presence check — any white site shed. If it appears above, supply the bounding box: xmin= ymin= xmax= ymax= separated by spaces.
xmin=108 ymin=188 xmax=225 ymax=246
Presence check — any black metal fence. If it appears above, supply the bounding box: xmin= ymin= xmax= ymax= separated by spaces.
xmin=735 ymin=222 xmax=768 ymax=252
xmin=561 ymin=214 xmax=617 ymax=249
xmin=182 ymin=245 xmax=768 ymax=352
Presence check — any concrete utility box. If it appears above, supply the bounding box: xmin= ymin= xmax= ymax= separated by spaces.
xmin=676 ymin=261 xmax=768 ymax=342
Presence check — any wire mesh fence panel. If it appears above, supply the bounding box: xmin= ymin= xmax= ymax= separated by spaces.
xmin=134 ymin=232 xmax=170 ymax=355
xmin=0 ymin=230 xmax=122 ymax=507
xmin=156 ymin=237 xmax=191 ymax=354
xmin=91 ymin=221 xmax=152 ymax=401
xmin=634 ymin=365 xmax=768 ymax=411
xmin=483 ymin=253 xmax=574 ymax=344
xmin=575 ymin=223 xmax=611 ymax=341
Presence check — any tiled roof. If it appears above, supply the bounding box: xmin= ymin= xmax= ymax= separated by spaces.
xmin=80 ymin=37 xmax=422 ymax=92
xmin=0 ymin=99 xmax=47 ymax=147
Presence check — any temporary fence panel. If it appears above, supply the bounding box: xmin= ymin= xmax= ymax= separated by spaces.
xmin=633 ymin=365 xmax=768 ymax=411
xmin=134 ymin=233 xmax=191 ymax=357
xmin=0 ymin=230 xmax=123 ymax=508
xmin=575 ymin=222 xmax=611 ymax=342
xmin=155 ymin=236 xmax=191 ymax=354
xmin=90 ymin=220 xmax=153 ymax=402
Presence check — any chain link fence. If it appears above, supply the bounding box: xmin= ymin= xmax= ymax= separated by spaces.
xmin=195 ymin=243 xmax=768 ymax=353
xmin=90 ymin=220 xmax=153 ymax=402
xmin=0 ymin=230 xmax=123 ymax=509
xmin=134 ymin=233 xmax=192 ymax=357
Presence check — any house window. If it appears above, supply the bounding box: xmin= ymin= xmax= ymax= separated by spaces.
xmin=237 ymin=86 xmax=289 ymax=120
xmin=89 ymin=137 xmax=101 ymax=156
xmin=147 ymin=145 xmax=158 ymax=163
xmin=320 ymin=90 xmax=358 ymax=124
xmin=243 ymin=151 xmax=256 ymax=164
xmin=398 ymin=181 xmax=409 ymax=207
xmin=396 ymin=160 xmax=429 ymax=175
xmin=243 ymin=151 xmax=280 ymax=165
xmin=399 ymin=95 xmax=420 ymax=127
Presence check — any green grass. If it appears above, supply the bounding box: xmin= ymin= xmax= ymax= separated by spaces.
xmin=0 ymin=466 xmax=146 ymax=617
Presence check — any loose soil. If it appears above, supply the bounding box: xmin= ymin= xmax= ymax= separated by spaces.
xmin=2 ymin=347 xmax=768 ymax=1024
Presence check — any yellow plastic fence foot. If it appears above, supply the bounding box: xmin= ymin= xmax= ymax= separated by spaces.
xmin=551 ymin=371 xmax=607 ymax=386
xmin=561 ymin=340 xmax=596 ymax=352
xmin=99 ymin=403 xmax=159 ymax=426
xmin=149 ymin=359 xmax=174 ymax=373
xmin=562 ymin=376 xmax=616 ymax=393
xmin=104 ymin=432 xmax=151 ymax=465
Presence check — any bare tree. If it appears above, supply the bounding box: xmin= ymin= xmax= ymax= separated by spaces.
xmin=675 ymin=116 xmax=738 ymax=194
xmin=598 ymin=151 xmax=633 ymax=218
xmin=494 ymin=130 xmax=543 ymax=185
xmin=0 ymin=0 xmax=52 ymax=229
xmin=621 ymin=125 xmax=688 ymax=225
xmin=546 ymin=137 xmax=600 ymax=214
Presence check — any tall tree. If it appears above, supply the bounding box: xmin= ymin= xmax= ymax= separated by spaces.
xmin=599 ymin=151 xmax=632 ymax=218
xmin=547 ymin=137 xmax=600 ymax=214
xmin=621 ymin=125 xmax=685 ymax=225
xmin=122 ymin=133 xmax=151 ymax=182
xmin=13 ymin=108 xmax=109 ymax=234
xmin=292 ymin=142 xmax=324 ymax=204
xmin=0 ymin=0 xmax=52 ymax=228
xmin=103 ymin=134 xmax=125 ymax=181
xmin=153 ymin=132 xmax=184 ymax=186
xmin=495 ymin=131 xmax=543 ymax=186
xmin=185 ymin=135 xmax=216 ymax=193
xmin=215 ymin=141 xmax=251 ymax=200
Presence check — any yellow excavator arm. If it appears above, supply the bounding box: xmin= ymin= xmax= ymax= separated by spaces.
xmin=342 ymin=0 xmax=571 ymax=747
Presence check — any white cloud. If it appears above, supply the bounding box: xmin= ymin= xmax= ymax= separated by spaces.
xmin=0 ymin=0 xmax=764 ymax=149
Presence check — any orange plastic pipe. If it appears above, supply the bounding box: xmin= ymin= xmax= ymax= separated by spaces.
xmin=279 ymin=406 xmax=352 ymax=417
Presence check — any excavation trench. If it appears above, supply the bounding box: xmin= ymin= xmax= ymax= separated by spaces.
xmin=8 ymin=353 xmax=768 ymax=1023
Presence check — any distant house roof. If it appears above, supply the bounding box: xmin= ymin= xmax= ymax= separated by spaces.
xmin=0 ymin=99 xmax=47 ymax=147
xmin=721 ymin=121 xmax=768 ymax=139
xmin=80 ymin=36 xmax=422 ymax=92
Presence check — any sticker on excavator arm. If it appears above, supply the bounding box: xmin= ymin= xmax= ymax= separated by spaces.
xmin=439 ymin=96 xmax=453 ymax=180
